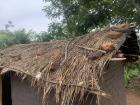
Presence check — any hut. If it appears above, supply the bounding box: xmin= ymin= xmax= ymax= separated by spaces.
xmin=0 ymin=23 xmax=139 ymax=105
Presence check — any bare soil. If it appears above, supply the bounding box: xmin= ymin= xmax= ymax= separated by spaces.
xmin=127 ymin=89 xmax=140 ymax=105
xmin=126 ymin=75 xmax=140 ymax=105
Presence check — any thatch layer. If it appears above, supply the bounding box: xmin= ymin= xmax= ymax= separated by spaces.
xmin=0 ymin=23 xmax=135 ymax=105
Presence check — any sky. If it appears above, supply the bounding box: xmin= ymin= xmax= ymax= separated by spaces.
xmin=0 ymin=0 xmax=52 ymax=32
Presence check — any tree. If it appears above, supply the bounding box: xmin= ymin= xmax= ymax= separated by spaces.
xmin=37 ymin=32 xmax=54 ymax=42
xmin=0 ymin=31 xmax=14 ymax=48
xmin=37 ymin=22 xmax=69 ymax=42
xmin=13 ymin=29 xmax=31 ymax=44
xmin=43 ymin=0 xmax=140 ymax=37
xmin=0 ymin=29 xmax=31 ymax=48
xmin=5 ymin=21 xmax=14 ymax=31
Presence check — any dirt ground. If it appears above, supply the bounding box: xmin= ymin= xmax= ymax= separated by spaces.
xmin=126 ymin=89 xmax=140 ymax=105
xmin=126 ymin=76 xmax=140 ymax=105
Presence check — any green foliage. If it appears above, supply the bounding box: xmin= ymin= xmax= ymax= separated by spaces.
xmin=13 ymin=29 xmax=30 ymax=44
xmin=43 ymin=0 xmax=140 ymax=38
xmin=37 ymin=22 xmax=70 ymax=42
xmin=0 ymin=31 xmax=14 ymax=48
xmin=0 ymin=29 xmax=31 ymax=49
xmin=37 ymin=32 xmax=54 ymax=42
xmin=0 ymin=33 xmax=12 ymax=41
xmin=125 ymin=63 xmax=140 ymax=86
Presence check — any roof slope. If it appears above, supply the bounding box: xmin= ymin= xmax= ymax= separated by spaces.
xmin=0 ymin=23 xmax=136 ymax=105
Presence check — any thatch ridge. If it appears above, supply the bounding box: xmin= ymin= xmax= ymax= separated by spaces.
xmin=0 ymin=23 xmax=135 ymax=105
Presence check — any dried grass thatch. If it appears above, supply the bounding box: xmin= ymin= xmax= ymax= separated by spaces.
xmin=0 ymin=23 xmax=137 ymax=105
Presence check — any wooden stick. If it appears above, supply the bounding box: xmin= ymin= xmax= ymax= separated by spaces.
xmin=60 ymin=39 xmax=73 ymax=66
xmin=110 ymin=58 xmax=126 ymax=61
xmin=74 ymin=44 xmax=106 ymax=54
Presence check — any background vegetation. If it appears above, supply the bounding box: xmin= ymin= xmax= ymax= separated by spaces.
xmin=125 ymin=63 xmax=140 ymax=86
xmin=43 ymin=0 xmax=140 ymax=37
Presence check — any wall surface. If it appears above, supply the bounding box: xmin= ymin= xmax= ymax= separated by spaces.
xmin=10 ymin=75 xmax=96 ymax=105
xmin=100 ymin=61 xmax=126 ymax=105
xmin=10 ymin=61 xmax=125 ymax=105
xmin=11 ymin=75 xmax=43 ymax=105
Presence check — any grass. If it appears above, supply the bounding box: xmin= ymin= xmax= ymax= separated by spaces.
xmin=125 ymin=63 xmax=140 ymax=86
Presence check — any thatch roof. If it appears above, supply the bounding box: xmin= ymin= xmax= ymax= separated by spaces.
xmin=0 ymin=23 xmax=138 ymax=105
